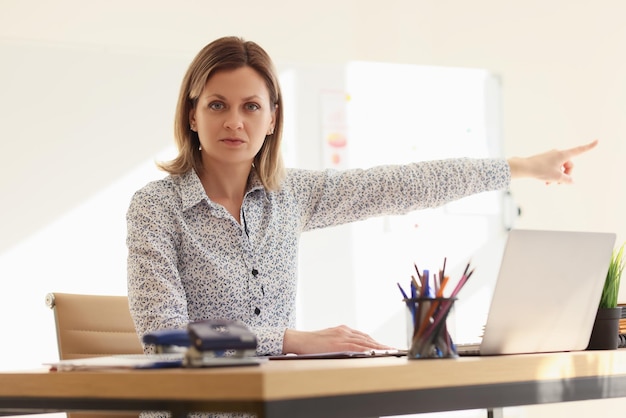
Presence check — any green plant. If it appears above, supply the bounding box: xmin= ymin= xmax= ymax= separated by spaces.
xmin=600 ymin=242 xmax=625 ymax=309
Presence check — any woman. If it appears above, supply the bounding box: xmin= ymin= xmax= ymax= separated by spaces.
xmin=126 ymin=36 xmax=598 ymax=357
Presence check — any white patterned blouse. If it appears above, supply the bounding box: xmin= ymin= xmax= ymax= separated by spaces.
xmin=126 ymin=158 xmax=510 ymax=355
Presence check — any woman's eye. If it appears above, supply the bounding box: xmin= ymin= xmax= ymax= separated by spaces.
xmin=209 ymin=102 xmax=224 ymax=110
xmin=245 ymin=103 xmax=260 ymax=111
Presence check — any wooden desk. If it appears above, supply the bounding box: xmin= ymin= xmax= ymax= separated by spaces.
xmin=2 ymin=350 xmax=626 ymax=417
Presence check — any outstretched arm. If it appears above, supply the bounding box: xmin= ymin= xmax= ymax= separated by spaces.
xmin=507 ymin=139 xmax=598 ymax=184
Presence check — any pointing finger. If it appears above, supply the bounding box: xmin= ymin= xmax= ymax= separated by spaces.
xmin=563 ymin=139 xmax=598 ymax=158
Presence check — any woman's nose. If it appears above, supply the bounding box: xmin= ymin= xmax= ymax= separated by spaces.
xmin=223 ymin=109 xmax=244 ymax=130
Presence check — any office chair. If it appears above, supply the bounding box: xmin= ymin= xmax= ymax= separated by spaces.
xmin=46 ymin=292 xmax=143 ymax=418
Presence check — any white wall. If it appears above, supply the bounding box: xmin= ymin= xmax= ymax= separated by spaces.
xmin=2 ymin=0 xmax=624 ymax=262
xmin=1 ymin=1 xmax=625 ymax=417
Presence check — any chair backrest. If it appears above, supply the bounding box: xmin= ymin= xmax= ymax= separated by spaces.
xmin=45 ymin=292 xmax=143 ymax=360
xmin=46 ymin=292 xmax=144 ymax=418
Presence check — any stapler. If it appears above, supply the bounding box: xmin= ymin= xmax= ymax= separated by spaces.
xmin=142 ymin=328 xmax=190 ymax=353
xmin=142 ymin=319 xmax=259 ymax=367
xmin=184 ymin=319 xmax=258 ymax=367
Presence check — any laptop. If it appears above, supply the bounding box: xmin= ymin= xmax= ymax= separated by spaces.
xmin=456 ymin=229 xmax=616 ymax=356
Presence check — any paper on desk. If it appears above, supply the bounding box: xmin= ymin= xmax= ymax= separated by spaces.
xmin=45 ymin=353 xmax=186 ymax=371
xmin=45 ymin=353 xmax=264 ymax=371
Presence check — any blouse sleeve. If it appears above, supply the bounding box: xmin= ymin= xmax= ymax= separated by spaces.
xmin=290 ymin=158 xmax=510 ymax=231
xmin=126 ymin=184 xmax=189 ymax=353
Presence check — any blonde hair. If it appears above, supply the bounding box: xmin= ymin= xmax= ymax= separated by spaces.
xmin=158 ymin=36 xmax=285 ymax=190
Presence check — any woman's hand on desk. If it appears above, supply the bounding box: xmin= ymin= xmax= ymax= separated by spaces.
xmin=507 ymin=139 xmax=598 ymax=184
xmin=283 ymin=325 xmax=394 ymax=354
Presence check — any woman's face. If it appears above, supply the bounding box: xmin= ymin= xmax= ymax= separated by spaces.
xmin=190 ymin=66 xmax=276 ymax=168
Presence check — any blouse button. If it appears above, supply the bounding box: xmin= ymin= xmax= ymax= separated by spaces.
xmin=252 ymin=268 xmax=259 ymax=277
xmin=254 ymin=307 xmax=261 ymax=315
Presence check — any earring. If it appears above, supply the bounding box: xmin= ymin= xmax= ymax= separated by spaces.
xmin=199 ymin=145 xmax=202 ymax=151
